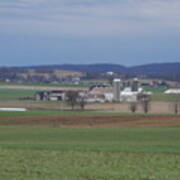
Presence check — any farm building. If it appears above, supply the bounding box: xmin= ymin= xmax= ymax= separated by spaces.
xmin=35 ymin=90 xmax=66 ymax=101
xmin=87 ymin=87 xmax=113 ymax=103
xmin=112 ymin=78 xmax=152 ymax=102
xmin=164 ymin=89 xmax=180 ymax=94
xmin=34 ymin=78 xmax=152 ymax=103
xmin=85 ymin=78 xmax=152 ymax=103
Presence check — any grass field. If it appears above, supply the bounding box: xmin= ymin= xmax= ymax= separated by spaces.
xmin=142 ymin=86 xmax=179 ymax=102
xmin=142 ymin=86 xmax=180 ymax=102
xmin=0 ymin=110 xmax=179 ymax=118
xmin=0 ymin=89 xmax=36 ymax=100
xmin=142 ymin=86 xmax=168 ymax=94
xmin=0 ymin=85 xmax=180 ymax=179
xmin=152 ymin=93 xmax=180 ymax=102
xmin=0 ymin=110 xmax=112 ymax=118
xmin=0 ymin=126 xmax=180 ymax=179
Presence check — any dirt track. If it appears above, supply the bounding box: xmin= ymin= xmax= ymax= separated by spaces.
xmin=1 ymin=114 xmax=180 ymax=127
xmin=0 ymin=85 xmax=87 ymax=91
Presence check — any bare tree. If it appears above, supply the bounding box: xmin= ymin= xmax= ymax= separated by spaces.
xmin=142 ymin=100 xmax=150 ymax=114
xmin=138 ymin=94 xmax=151 ymax=114
xmin=78 ymin=96 xmax=87 ymax=110
xmin=170 ymin=94 xmax=180 ymax=114
xmin=173 ymin=102 xmax=178 ymax=114
xmin=66 ymin=91 xmax=79 ymax=110
xmin=129 ymin=102 xmax=137 ymax=113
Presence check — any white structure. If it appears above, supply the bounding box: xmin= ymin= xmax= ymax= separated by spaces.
xmin=87 ymin=87 xmax=113 ymax=103
xmin=0 ymin=108 xmax=27 ymax=112
xmin=112 ymin=78 xmax=152 ymax=102
xmin=132 ymin=78 xmax=139 ymax=92
xmin=104 ymin=92 xmax=113 ymax=102
xmin=120 ymin=87 xmax=143 ymax=102
xmin=165 ymin=89 xmax=180 ymax=94
xmin=35 ymin=91 xmax=66 ymax=101
xmin=113 ymin=79 xmax=121 ymax=102
xmin=106 ymin=71 xmax=114 ymax=76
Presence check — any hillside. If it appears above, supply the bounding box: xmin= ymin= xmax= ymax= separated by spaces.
xmin=130 ymin=63 xmax=180 ymax=74
xmin=27 ymin=64 xmax=127 ymax=73
xmin=23 ymin=62 xmax=180 ymax=74
xmin=1 ymin=62 xmax=180 ymax=82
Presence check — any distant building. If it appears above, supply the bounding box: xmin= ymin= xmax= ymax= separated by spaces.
xmin=35 ymin=91 xmax=49 ymax=101
xmin=120 ymin=87 xmax=145 ymax=102
xmin=87 ymin=87 xmax=113 ymax=103
xmin=34 ymin=78 xmax=152 ymax=103
xmin=35 ymin=90 xmax=66 ymax=101
xmin=164 ymin=89 xmax=180 ymax=94
xmin=106 ymin=71 xmax=114 ymax=76
xmin=112 ymin=78 xmax=152 ymax=102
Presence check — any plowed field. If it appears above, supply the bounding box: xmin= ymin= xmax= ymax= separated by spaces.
xmin=1 ymin=114 xmax=180 ymax=127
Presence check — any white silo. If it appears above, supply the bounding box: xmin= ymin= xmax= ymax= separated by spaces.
xmin=132 ymin=78 xmax=139 ymax=92
xmin=113 ymin=79 xmax=121 ymax=102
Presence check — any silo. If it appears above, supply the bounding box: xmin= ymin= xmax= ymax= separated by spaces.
xmin=113 ymin=79 xmax=121 ymax=102
xmin=132 ymin=78 xmax=139 ymax=92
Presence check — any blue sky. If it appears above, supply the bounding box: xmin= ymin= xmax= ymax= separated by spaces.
xmin=0 ymin=0 xmax=180 ymax=66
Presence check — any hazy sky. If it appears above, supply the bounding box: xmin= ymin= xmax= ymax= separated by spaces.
xmin=1 ymin=0 xmax=180 ymax=66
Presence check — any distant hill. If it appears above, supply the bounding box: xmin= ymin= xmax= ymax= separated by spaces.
xmin=27 ymin=64 xmax=127 ymax=73
xmin=130 ymin=63 xmax=180 ymax=74
xmin=25 ymin=62 xmax=180 ymax=74
xmin=1 ymin=62 xmax=180 ymax=82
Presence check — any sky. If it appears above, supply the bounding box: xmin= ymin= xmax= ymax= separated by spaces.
xmin=0 ymin=0 xmax=180 ymax=66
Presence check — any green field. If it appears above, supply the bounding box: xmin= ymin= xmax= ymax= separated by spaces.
xmin=142 ymin=86 xmax=168 ymax=94
xmin=0 ymin=110 xmax=115 ymax=118
xmin=0 ymin=89 xmax=36 ymax=100
xmin=0 ymin=110 xmax=177 ymax=119
xmin=142 ymin=86 xmax=180 ymax=102
xmin=0 ymin=126 xmax=180 ymax=179
xmin=152 ymin=93 xmax=180 ymax=102
xmin=0 ymin=82 xmax=89 ymax=101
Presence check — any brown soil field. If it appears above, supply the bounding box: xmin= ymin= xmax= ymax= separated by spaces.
xmin=1 ymin=114 xmax=180 ymax=127
xmin=0 ymin=101 xmax=174 ymax=114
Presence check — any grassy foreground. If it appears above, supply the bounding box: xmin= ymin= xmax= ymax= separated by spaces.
xmin=1 ymin=149 xmax=180 ymax=180
xmin=0 ymin=126 xmax=180 ymax=179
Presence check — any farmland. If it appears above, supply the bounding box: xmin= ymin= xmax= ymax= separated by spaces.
xmin=142 ymin=86 xmax=167 ymax=93
xmin=1 ymin=112 xmax=180 ymax=127
xmin=0 ymin=88 xmax=36 ymax=101
xmin=0 ymin=85 xmax=180 ymax=179
xmin=0 ymin=85 xmax=178 ymax=103
xmin=0 ymin=125 xmax=180 ymax=179
xmin=0 ymin=85 xmax=178 ymax=114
